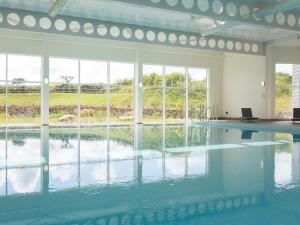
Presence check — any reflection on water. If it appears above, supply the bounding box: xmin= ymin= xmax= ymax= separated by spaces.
xmin=0 ymin=126 xmax=211 ymax=195
xmin=0 ymin=126 xmax=299 ymax=225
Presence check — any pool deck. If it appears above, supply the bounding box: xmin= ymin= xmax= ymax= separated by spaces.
xmin=193 ymin=120 xmax=300 ymax=134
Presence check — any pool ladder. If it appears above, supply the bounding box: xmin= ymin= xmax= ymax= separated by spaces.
xmin=198 ymin=105 xmax=218 ymax=122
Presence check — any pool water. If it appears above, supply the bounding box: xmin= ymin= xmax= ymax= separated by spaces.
xmin=0 ymin=125 xmax=299 ymax=225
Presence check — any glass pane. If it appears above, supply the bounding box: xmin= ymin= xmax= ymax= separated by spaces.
xmin=80 ymin=60 xmax=107 ymax=84
xmin=275 ymin=64 xmax=292 ymax=118
xmin=110 ymin=86 xmax=133 ymax=124
xmin=166 ymin=66 xmax=185 ymax=88
xmin=166 ymin=88 xmax=185 ymax=123
xmin=188 ymin=89 xmax=206 ymax=120
xmin=110 ymin=63 xmax=134 ymax=124
xmin=49 ymin=84 xmax=78 ymax=125
xmin=50 ymin=58 xmax=79 ymax=84
xmin=7 ymin=55 xmax=41 ymax=82
xmin=143 ymin=88 xmax=163 ymax=124
xmin=110 ymin=62 xmax=134 ymax=86
xmin=143 ymin=65 xmax=163 ymax=87
xmin=7 ymin=82 xmax=41 ymax=126
xmin=80 ymin=86 xmax=106 ymax=124
xmin=187 ymin=68 xmax=207 ymax=89
xmin=0 ymin=82 xmax=5 ymax=126
xmin=0 ymin=54 xmax=6 ymax=81
xmin=80 ymin=60 xmax=107 ymax=124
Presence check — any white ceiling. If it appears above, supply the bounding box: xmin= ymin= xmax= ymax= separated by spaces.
xmin=0 ymin=0 xmax=300 ymax=44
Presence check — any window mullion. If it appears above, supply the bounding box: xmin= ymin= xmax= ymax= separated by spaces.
xmin=78 ymin=60 xmax=81 ymax=127
xmin=185 ymin=67 xmax=188 ymax=124
xmin=163 ymin=66 xmax=166 ymax=125
xmin=107 ymin=62 xmax=110 ymax=126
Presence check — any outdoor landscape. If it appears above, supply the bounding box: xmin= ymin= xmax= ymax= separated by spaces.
xmin=275 ymin=71 xmax=292 ymax=118
xmin=0 ymin=72 xmax=206 ymax=125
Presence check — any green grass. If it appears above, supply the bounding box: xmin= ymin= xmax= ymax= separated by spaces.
xmin=0 ymin=90 xmax=206 ymax=125
xmin=275 ymin=94 xmax=291 ymax=112
xmin=0 ymin=91 xmax=205 ymax=108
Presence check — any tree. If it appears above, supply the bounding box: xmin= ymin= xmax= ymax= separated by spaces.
xmin=60 ymin=75 xmax=74 ymax=84
xmin=276 ymin=72 xmax=292 ymax=97
xmin=12 ymin=78 xmax=26 ymax=87
xmin=166 ymin=72 xmax=185 ymax=87
xmin=143 ymin=73 xmax=162 ymax=86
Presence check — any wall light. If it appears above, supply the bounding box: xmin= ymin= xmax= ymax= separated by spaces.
xmin=261 ymin=81 xmax=265 ymax=87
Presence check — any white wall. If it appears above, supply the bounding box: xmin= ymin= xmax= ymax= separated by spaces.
xmin=222 ymin=53 xmax=266 ymax=118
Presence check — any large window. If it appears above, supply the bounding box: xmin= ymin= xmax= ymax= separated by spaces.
xmin=142 ymin=64 xmax=207 ymax=124
xmin=0 ymin=54 xmax=41 ymax=126
xmin=0 ymin=54 xmax=207 ymax=127
xmin=49 ymin=58 xmax=134 ymax=125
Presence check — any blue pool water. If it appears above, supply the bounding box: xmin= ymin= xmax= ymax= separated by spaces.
xmin=0 ymin=125 xmax=299 ymax=225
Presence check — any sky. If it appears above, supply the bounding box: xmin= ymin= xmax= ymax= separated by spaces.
xmin=0 ymin=54 xmax=212 ymax=84
xmin=276 ymin=64 xmax=293 ymax=75
xmin=143 ymin=64 xmax=207 ymax=81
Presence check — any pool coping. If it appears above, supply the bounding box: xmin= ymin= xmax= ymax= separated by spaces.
xmin=193 ymin=121 xmax=300 ymax=134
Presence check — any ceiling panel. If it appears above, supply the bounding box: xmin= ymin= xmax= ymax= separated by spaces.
xmin=0 ymin=0 xmax=300 ymax=43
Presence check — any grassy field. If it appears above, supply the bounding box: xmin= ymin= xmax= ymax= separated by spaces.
xmin=275 ymin=95 xmax=291 ymax=113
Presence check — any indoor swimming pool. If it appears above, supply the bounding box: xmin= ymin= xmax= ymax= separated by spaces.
xmin=0 ymin=125 xmax=299 ymax=225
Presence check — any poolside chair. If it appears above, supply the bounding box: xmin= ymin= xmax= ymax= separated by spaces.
xmin=292 ymin=108 xmax=300 ymax=124
xmin=240 ymin=108 xmax=258 ymax=122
